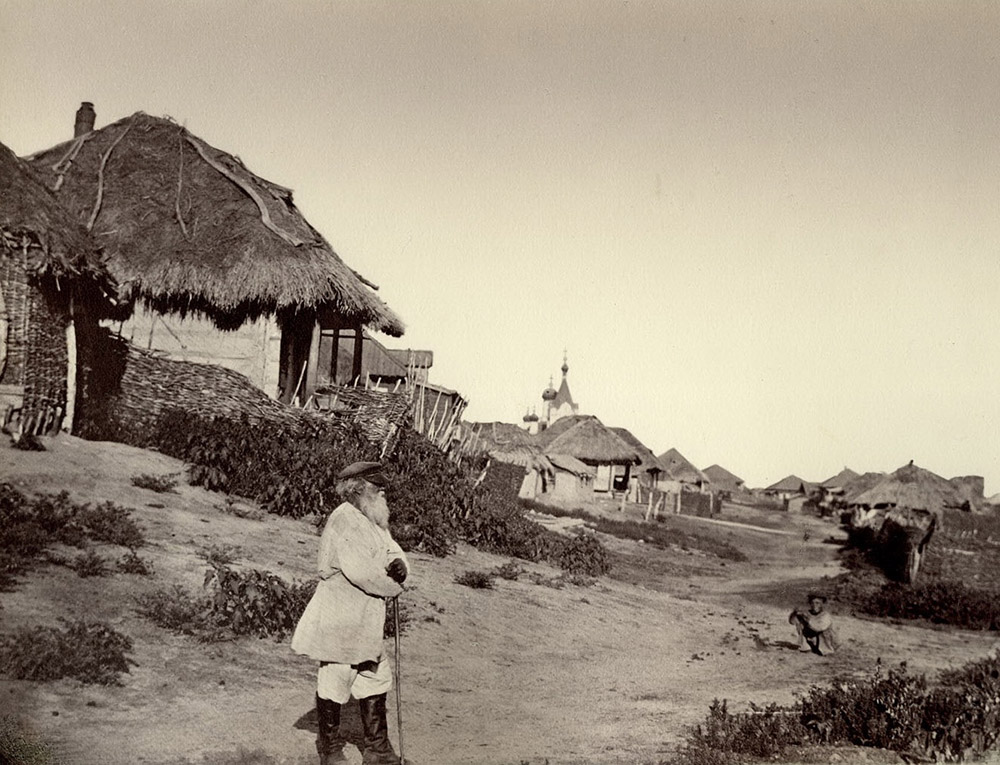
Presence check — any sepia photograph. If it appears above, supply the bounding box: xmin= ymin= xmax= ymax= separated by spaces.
xmin=2 ymin=2 xmax=1000 ymax=763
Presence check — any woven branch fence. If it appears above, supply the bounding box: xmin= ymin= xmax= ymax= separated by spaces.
xmin=77 ymin=330 xmax=411 ymax=454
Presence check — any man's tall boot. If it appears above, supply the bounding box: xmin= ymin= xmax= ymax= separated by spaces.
xmin=316 ymin=694 xmax=348 ymax=765
xmin=358 ymin=693 xmax=400 ymax=765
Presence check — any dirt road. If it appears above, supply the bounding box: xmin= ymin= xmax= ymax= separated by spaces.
xmin=2 ymin=437 xmax=997 ymax=764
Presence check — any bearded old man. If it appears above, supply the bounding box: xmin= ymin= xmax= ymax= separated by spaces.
xmin=292 ymin=461 xmax=409 ymax=765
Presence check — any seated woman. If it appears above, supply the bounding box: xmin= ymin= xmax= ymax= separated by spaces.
xmin=789 ymin=593 xmax=838 ymax=655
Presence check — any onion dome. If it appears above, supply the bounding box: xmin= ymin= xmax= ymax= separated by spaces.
xmin=523 ymin=409 xmax=539 ymax=423
xmin=542 ymin=376 xmax=557 ymax=401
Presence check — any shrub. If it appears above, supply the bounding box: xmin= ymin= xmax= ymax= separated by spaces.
xmin=201 ymin=544 xmax=242 ymax=567
xmin=673 ymin=699 xmax=807 ymax=765
xmin=554 ymin=532 xmax=612 ymax=576
xmin=72 ymin=550 xmax=111 ymax=578
xmin=0 ymin=619 xmax=135 ymax=685
xmin=454 ymin=570 xmax=495 ymax=589
xmin=117 ymin=550 xmax=154 ymax=576
xmin=75 ymin=501 xmax=145 ymax=548
xmin=856 ymin=580 xmax=1000 ymax=631
xmin=0 ymin=715 xmax=53 ymax=765
xmin=491 ymin=561 xmax=524 ymax=581
xmin=130 ymin=472 xmax=179 ymax=493
xmin=135 ymin=585 xmax=213 ymax=636
xmin=204 ymin=565 xmax=315 ymax=639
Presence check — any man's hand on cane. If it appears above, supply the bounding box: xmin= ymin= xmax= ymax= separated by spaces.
xmin=386 ymin=558 xmax=407 ymax=584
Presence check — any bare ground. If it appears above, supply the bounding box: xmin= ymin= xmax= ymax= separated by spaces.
xmin=2 ymin=435 xmax=998 ymax=765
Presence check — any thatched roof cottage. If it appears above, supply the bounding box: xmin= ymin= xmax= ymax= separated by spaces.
xmin=657 ymin=447 xmax=709 ymax=491
xmin=0 ymin=140 xmax=115 ymax=435
xmin=850 ymin=462 xmax=978 ymax=517
xmin=25 ymin=105 xmax=403 ymax=404
xmin=542 ymin=416 xmax=641 ymax=493
xmin=703 ymin=464 xmax=745 ymax=494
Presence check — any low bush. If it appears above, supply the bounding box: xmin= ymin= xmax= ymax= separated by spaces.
xmin=860 ymin=580 xmax=1000 ymax=631
xmin=72 ymin=550 xmax=111 ymax=578
xmin=491 ymin=561 xmax=524 ymax=580
xmin=135 ymin=585 xmax=214 ymax=636
xmin=668 ymin=657 xmax=1000 ymax=764
xmin=454 ymin=570 xmax=495 ymax=589
xmin=73 ymin=501 xmax=145 ymax=549
xmin=673 ymin=699 xmax=806 ymax=765
xmin=117 ymin=550 xmax=154 ymax=576
xmin=204 ymin=565 xmax=315 ymax=639
xmin=130 ymin=472 xmax=180 ymax=493
xmin=0 ymin=619 xmax=135 ymax=685
xmin=201 ymin=544 xmax=242 ymax=567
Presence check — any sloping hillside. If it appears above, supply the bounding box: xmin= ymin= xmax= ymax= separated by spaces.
xmin=1 ymin=436 xmax=995 ymax=765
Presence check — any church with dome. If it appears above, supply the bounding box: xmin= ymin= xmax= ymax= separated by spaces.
xmin=523 ymin=353 xmax=579 ymax=434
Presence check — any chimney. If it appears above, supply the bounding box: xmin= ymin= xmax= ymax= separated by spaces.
xmin=74 ymin=102 xmax=95 ymax=137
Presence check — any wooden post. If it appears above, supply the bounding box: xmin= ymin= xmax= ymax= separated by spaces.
xmin=675 ymin=491 xmax=682 ymax=515
xmin=329 ymin=327 xmax=341 ymax=383
xmin=63 ymin=297 xmax=77 ymax=433
xmin=304 ymin=318 xmax=322 ymax=401
xmin=351 ymin=324 xmax=363 ymax=384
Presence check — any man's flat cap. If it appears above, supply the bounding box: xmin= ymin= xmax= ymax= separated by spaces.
xmin=336 ymin=461 xmax=387 ymax=487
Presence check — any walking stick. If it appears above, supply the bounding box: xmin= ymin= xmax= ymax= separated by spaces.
xmin=393 ymin=595 xmax=405 ymax=764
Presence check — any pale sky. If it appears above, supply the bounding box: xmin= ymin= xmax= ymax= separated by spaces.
xmin=3 ymin=1 xmax=999 ymax=492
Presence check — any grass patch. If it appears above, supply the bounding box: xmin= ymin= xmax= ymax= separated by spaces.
xmin=0 ymin=715 xmax=53 ymax=765
xmin=520 ymin=499 xmax=748 ymax=563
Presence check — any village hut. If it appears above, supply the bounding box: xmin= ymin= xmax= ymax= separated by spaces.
xmin=0 ymin=140 xmax=116 ymax=436
xmin=763 ymin=474 xmax=813 ymax=502
xmin=702 ymin=464 xmax=746 ymax=495
xmin=531 ymin=453 xmax=594 ymax=501
xmin=657 ymin=448 xmax=709 ymax=492
xmin=24 ymin=105 xmax=403 ymax=406
xmin=821 ymin=467 xmax=860 ymax=490
xmin=609 ymin=427 xmax=663 ymax=489
xmin=850 ymin=462 xmax=972 ymax=519
xmin=543 ymin=417 xmax=641 ymax=493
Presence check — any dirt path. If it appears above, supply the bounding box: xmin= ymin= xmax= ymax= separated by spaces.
xmin=2 ymin=437 xmax=998 ymax=765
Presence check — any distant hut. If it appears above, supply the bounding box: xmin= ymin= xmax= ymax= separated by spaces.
xmin=25 ymin=105 xmax=403 ymax=405
xmin=657 ymin=448 xmax=709 ymax=493
xmin=538 ymin=453 xmax=594 ymax=501
xmin=543 ymin=417 xmax=641 ymax=493
xmin=850 ymin=462 xmax=971 ymax=519
xmin=0 ymin=140 xmax=115 ymax=435
xmin=763 ymin=474 xmax=811 ymax=502
xmin=703 ymin=464 xmax=745 ymax=495
xmin=609 ymin=427 xmax=663 ymax=493
xmin=821 ymin=467 xmax=860 ymax=491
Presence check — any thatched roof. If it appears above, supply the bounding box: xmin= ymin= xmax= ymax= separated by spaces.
xmin=657 ymin=448 xmax=708 ymax=484
xmin=545 ymin=418 xmax=641 ymax=465
xmin=609 ymin=427 xmax=663 ymax=473
xmin=821 ymin=467 xmax=860 ymax=489
xmin=547 ymin=453 xmax=594 ymax=477
xmin=25 ymin=112 xmax=403 ymax=333
xmin=850 ymin=463 xmax=968 ymax=515
xmin=0 ymin=140 xmax=111 ymax=287
xmin=765 ymin=474 xmax=810 ymax=493
xmin=535 ymin=414 xmax=596 ymax=447
xmin=703 ymin=464 xmax=745 ymax=492
xmin=465 ymin=421 xmax=540 ymax=467
xmin=840 ymin=471 xmax=887 ymax=504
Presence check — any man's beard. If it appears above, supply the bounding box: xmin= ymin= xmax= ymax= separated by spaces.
xmin=358 ymin=493 xmax=390 ymax=529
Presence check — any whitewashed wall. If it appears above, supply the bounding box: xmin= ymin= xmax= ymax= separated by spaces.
xmin=108 ymin=306 xmax=282 ymax=398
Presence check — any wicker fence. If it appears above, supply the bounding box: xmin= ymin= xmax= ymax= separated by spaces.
xmin=77 ymin=330 xmax=412 ymax=454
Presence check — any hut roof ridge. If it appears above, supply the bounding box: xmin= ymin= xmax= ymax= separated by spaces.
xmin=24 ymin=111 xmax=403 ymax=334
